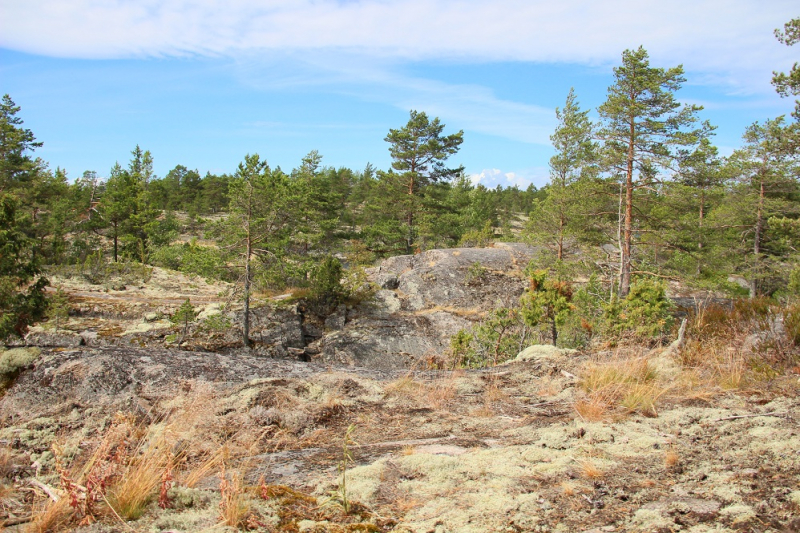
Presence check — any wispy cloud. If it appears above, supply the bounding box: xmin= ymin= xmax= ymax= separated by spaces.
xmin=1 ymin=0 xmax=795 ymax=94
xmin=231 ymin=51 xmax=556 ymax=145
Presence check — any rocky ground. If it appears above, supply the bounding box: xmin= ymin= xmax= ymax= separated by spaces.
xmin=1 ymin=246 xmax=799 ymax=532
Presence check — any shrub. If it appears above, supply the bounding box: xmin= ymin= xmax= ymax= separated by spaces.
xmin=171 ymin=299 xmax=198 ymax=342
xmin=602 ymin=278 xmax=674 ymax=342
xmin=520 ymin=268 xmax=575 ymax=346
xmin=307 ymin=256 xmax=347 ymax=314
xmin=451 ymin=307 xmax=529 ymax=368
xmin=150 ymin=240 xmax=232 ymax=282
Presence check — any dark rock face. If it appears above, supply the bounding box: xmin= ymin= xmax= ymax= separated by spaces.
xmin=314 ymin=243 xmax=538 ymax=369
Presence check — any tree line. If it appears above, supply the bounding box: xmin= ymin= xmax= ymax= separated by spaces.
xmin=1 ymin=18 xmax=798 ymax=342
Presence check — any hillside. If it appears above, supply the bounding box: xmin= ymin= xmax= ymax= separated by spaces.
xmin=1 ymin=248 xmax=799 ymax=532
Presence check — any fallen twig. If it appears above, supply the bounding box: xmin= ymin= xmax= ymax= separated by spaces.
xmin=713 ymin=411 xmax=789 ymax=422
xmin=29 ymin=478 xmax=60 ymax=502
xmin=2 ymin=515 xmax=34 ymax=527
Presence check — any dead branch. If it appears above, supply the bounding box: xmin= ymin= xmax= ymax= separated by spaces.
xmin=713 ymin=411 xmax=789 ymax=422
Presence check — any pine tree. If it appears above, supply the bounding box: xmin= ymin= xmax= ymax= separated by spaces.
xmin=0 ymin=95 xmax=42 ymax=192
xmin=598 ymin=47 xmax=709 ymax=296
xmin=220 ymin=154 xmax=294 ymax=347
xmin=527 ymin=89 xmax=598 ymax=263
xmin=383 ymin=111 xmax=463 ymax=253
xmin=0 ymin=194 xmax=48 ymax=339
xmin=719 ymin=118 xmax=800 ymax=297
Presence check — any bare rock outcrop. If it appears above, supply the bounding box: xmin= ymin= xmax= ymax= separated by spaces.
xmin=313 ymin=243 xmax=538 ymax=369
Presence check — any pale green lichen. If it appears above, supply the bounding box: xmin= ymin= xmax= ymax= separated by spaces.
xmin=0 ymin=347 xmax=41 ymax=389
xmin=341 ymin=459 xmax=386 ymax=503
xmin=166 ymin=486 xmax=212 ymax=510
xmin=790 ymin=490 xmax=800 ymax=507
xmin=719 ymin=503 xmax=756 ymax=524
xmin=630 ymin=508 xmax=672 ymax=530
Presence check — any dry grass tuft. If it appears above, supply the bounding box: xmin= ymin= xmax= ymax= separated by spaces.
xmin=106 ymin=437 xmax=172 ymax=520
xmin=384 ymin=375 xmax=421 ymax=398
xmin=575 ymin=354 xmax=668 ymax=418
xmin=664 ymin=449 xmax=680 ymax=468
xmin=420 ymin=373 xmax=460 ymax=410
xmin=536 ymin=376 xmax=561 ymax=397
xmin=573 ymin=395 xmax=612 ymax=422
xmin=218 ymin=467 xmax=252 ymax=529
xmin=580 ymin=460 xmax=604 ymax=480
xmin=183 ymin=444 xmax=229 ymax=488
xmin=620 ymin=382 xmax=667 ymax=417
xmin=26 ymin=498 xmax=73 ymax=533
xmin=400 ymin=446 xmax=416 ymax=456
xmin=560 ymin=481 xmax=577 ymax=496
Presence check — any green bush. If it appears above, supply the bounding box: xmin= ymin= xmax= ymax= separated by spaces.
xmin=150 ymin=240 xmax=232 ymax=282
xmin=307 ymin=256 xmax=347 ymax=314
xmin=602 ymin=278 xmax=674 ymax=341
xmin=450 ymin=307 xmax=528 ymax=368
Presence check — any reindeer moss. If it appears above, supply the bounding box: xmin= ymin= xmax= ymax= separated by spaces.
xmin=0 ymin=347 xmax=40 ymax=390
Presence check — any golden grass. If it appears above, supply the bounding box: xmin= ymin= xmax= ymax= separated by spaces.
xmin=575 ymin=353 xmax=669 ymax=418
xmin=664 ymin=449 xmax=680 ymax=468
xmin=384 ymin=375 xmax=421 ymax=397
xmin=573 ymin=395 xmax=612 ymax=422
xmin=400 ymin=445 xmax=416 ymax=456
xmin=620 ymin=382 xmax=667 ymax=417
xmin=580 ymin=460 xmax=604 ymax=480
xmin=560 ymin=481 xmax=577 ymax=496
xmin=536 ymin=376 xmax=561 ymax=397
xmin=25 ymin=498 xmax=73 ymax=533
xmin=106 ymin=438 xmax=171 ymax=520
xmin=183 ymin=444 xmax=230 ymax=488
xmin=218 ymin=467 xmax=252 ymax=529
xmin=423 ymin=373 xmax=459 ymax=410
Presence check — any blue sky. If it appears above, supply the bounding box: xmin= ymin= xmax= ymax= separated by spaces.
xmin=1 ymin=1 xmax=797 ymax=188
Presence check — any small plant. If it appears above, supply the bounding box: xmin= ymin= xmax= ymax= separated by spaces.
xmin=82 ymin=250 xmax=107 ymax=284
xmin=45 ymin=289 xmax=70 ymax=332
xmin=664 ymin=448 xmax=680 ymax=468
xmin=580 ymin=460 xmax=604 ymax=480
xmin=520 ymin=268 xmax=575 ymax=346
xmin=464 ymin=261 xmax=487 ymax=286
xmin=218 ymin=466 xmax=251 ymax=528
xmin=198 ymin=313 xmax=232 ymax=333
xmin=170 ymin=298 xmax=198 ymax=343
xmin=452 ymin=307 xmax=529 ymax=368
xmin=326 ymin=424 xmax=357 ymax=514
xmin=308 ymin=255 xmax=347 ymax=314
xmin=602 ymin=278 xmax=674 ymax=342
xmin=0 ymin=347 xmax=41 ymax=392
xmin=449 ymin=329 xmax=474 ymax=368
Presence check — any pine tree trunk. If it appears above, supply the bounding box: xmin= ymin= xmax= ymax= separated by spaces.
xmin=243 ymin=189 xmax=253 ymax=347
xmin=620 ymin=116 xmax=635 ymax=298
xmin=406 ymin=170 xmax=415 ymax=253
xmin=750 ymin=176 xmax=765 ymax=299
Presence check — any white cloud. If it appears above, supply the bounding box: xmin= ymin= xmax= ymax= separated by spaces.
xmin=470 ymin=167 xmax=549 ymax=189
xmin=1 ymin=1 xmax=796 ymax=94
